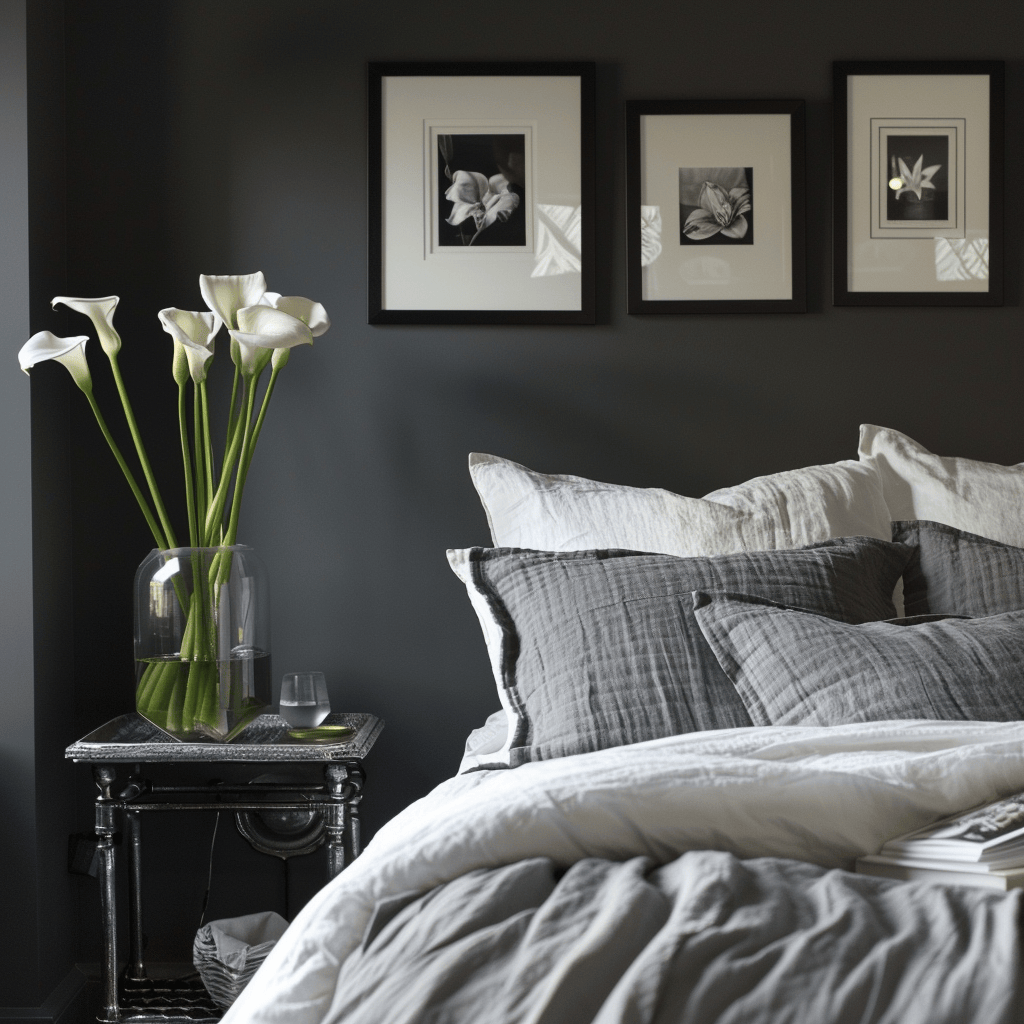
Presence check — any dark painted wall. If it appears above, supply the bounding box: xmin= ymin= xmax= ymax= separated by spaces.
xmin=1 ymin=0 xmax=39 ymax=1007
xmin=9 ymin=0 xmax=1024 ymax=1000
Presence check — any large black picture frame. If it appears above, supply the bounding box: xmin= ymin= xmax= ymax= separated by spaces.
xmin=625 ymin=99 xmax=806 ymax=314
xmin=368 ymin=61 xmax=596 ymax=325
xmin=833 ymin=60 xmax=1004 ymax=307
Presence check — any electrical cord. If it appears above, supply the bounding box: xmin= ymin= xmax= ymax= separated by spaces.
xmin=198 ymin=811 xmax=220 ymax=928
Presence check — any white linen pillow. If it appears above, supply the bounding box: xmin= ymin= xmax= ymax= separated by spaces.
xmin=469 ymin=452 xmax=891 ymax=556
xmin=858 ymin=425 xmax=1024 ymax=547
xmin=457 ymin=710 xmax=509 ymax=774
xmin=448 ymin=547 xmax=518 ymax=766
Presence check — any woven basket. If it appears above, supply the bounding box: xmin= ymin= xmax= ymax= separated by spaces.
xmin=193 ymin=911 xmax=288 ymax=1010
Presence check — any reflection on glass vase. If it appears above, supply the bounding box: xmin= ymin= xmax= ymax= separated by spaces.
xmin=134 ymin=545 xmax=271 ymax=742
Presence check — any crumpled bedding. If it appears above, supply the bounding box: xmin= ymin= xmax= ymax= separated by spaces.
xmin=223 ymin=720 xmax=1024 ymax=1024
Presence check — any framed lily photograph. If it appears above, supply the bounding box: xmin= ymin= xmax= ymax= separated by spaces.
xmin=833 ymin=60 xmax=1004 ymax=306
xmin=368 ymin=61 xmax=596 ymax=325
xmin=625 ymin=99 xmax=806 ymax=314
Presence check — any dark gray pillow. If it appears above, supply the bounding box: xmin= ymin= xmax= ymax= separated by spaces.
xmin=693 ymin=590 xmax=1024 ymax=727
xmin=893 ymin=520 xmax=1024 ymax=617
xmin=466 ymin=537 xmax=912 ymax=764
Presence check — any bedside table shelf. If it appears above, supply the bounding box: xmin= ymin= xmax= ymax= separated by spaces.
xmin=67 ymin=711 xmax=383 ymax=1023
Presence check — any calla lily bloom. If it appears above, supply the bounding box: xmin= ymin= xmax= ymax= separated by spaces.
xmin=199 ymin=272 xmax=267 ymax=330
xmin=444 ymin=170 xmax=520 ymax=242
xmin=158 ymin=308 xmax=219 ymax=384
xmin=895 ymin=155 xmax=941 ymax=201
xmin=51 ymin=295 xmax=122 ymax=356
xmin=18 ymin=331 xmax=92 ymax=391
xmin=228 ymin=305 xmax=313 ymax=376
xmin=259 ymin=292 xmax=330 ymax=337
xmin=683 ymin=181 xmax=752 ymax=241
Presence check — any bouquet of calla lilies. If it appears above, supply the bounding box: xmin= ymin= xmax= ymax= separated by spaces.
xmin=18 ymin=273 xmax=329 ymax=737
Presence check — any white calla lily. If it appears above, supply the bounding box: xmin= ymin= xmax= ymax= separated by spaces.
xmin=259 ymin=292 xmax=330 ymax=337
xmin=16 ymin=272 xmax=328 ymax=740
xmin=158 ymin=308 xmax=219 ymax=384
xmin=18 ymin=331 xmax=93 ymax=391
xmin=51 ymin=295 xmax=121 ymax=357
xmin=199 ymin=272 xmax=267 ymax=331
xmin=229 ymin=306 xmax=313 ymax=375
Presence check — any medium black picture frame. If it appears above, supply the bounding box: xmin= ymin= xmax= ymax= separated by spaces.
xmin=368 ymin=61 xmax=596 ymax=325
xmin=625 ymin=99 xmax=806 ymax=314
xmin=833 ymin=60 xmax=1004 ymax=307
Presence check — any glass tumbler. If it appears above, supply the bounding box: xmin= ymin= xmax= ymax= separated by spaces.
xmin=279 ymin=671 xmax=331 ymax=728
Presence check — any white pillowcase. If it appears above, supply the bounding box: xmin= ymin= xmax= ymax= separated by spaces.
xmin=457 ymin=710 xmax=509 ymax=774
xmin=448 ymin=547 xmax=517 ymax=767
xmin=858 ymin=425 xmax=1024 ymax=547
xmin=469 ymin=452 xmax=892 ymax=555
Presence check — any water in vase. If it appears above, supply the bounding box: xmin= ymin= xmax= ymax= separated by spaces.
xmin=136 ymin=649 xmax=271 ymax=741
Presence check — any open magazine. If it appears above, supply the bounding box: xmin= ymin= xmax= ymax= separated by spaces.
xmin=880 ymin=792 xmax=1024 ymax=864
xmin=856 ymin=793 xmax=1024 ymax=890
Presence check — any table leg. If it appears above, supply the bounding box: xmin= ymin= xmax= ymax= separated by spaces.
xmin=343 ymin=762 xmax=365 ymax=864
xmin=123 ymin=809 xmax=146 ymax=982
xmin=323 ymin=763 xmax=347 ymax=879
xmin=93 ymin=765 xmax=121 ymax=1023
xmin=120 ymin=767 xmax=147 ymax=983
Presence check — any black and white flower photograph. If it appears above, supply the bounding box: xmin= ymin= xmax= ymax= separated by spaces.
xmin=885 ymin=135 xmax=949 ymax=222
xmin=679 ymin=167 xmax=753 ymax=245
xmin=437 ymin=133 xmax=526 ymax=247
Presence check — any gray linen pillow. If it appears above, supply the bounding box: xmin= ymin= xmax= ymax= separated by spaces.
xmin=693 ymin=591 xmax=1024 ymax=727
xmin=465 ymin=537 xmax=912 ymax=764
xmin=892 ymin=520 xmax=1024 ymax=617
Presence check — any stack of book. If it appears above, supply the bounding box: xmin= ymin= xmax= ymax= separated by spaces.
xmin=856 ymin=793 xmax=1024 ymax=890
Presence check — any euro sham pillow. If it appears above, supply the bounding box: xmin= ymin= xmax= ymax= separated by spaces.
xmin=693 ymin=591 xmax=1024 ymax=728
xmin=447 ymin=536 xmax=912 ymax=765
xmin=859 ymin=424 xmax=1024 ymax=546
xmin=469 ymin=453 xmax=892 ymax=557
xmin=893 ymin=520 xmax=1024 ymax=618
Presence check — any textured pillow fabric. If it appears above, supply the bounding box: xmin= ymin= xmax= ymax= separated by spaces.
xmin=893 ymin=520 xmax=1024 ymax=618
xmin=469 ymin=453 xmax=891 ymax=557
xmin=859 ymin=425 xmax=1024 ymax=546
xmin=693 ymin=591 xmax=1024 ymax=728
xmin=448 ymin=537 xmax=912 ymax=765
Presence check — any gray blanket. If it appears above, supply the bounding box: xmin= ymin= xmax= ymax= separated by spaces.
xmin=334 ymin=851 xmax=1022 ymax=1024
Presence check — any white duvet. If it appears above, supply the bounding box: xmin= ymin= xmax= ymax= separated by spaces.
xmin=223 ymin=720 xmax=1024 ymax=1024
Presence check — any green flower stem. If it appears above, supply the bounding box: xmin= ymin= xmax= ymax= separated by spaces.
xmin=202 ymin=381 xmax=250 ymax=545
xmin=136 ymin=659 xmax=169 ymax=710
xmin=178 ymin=382 xmax=198 ymax=547
xmin=224 ymin=362 xmax=241 ymax=457
xmin=108 ymin=353 xmax=178 ymax=548
xmin=240 ymin=364 xmax=282 ymax=479
xmin=83 ymin=390 xmax=167 ymax=549
xmin=201 ymin=381 xmax=215 ymax=502
xmin=222 ymin=374 xmax=260 ymax=548
xmin=193 ymin=384 xmax=207 ymax=536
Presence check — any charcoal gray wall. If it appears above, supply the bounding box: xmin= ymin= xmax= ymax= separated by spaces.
xmin=0 ymin=0 xmax=40 ymax=1008
xmin=10 ymin=0 xmax=1024 ymax=997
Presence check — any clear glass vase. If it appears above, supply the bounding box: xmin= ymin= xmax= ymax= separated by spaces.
xmin=134 ymin=545 xmax=271 ymax=741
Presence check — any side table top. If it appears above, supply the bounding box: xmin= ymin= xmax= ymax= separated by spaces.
xmin=65 ymin=711 xmax=383 ymax=763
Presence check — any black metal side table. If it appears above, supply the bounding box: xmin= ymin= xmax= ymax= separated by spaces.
xmin=66 ymin=711 xmax=383 ymax=1023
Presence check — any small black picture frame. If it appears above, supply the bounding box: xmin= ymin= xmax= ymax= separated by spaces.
xmin=625 ymin=99 xmax=806 ymax=314
xmin=833 ymin=60 xmax=1004 ymax=307
xmin=368 ymin=61 xmax=596 ymax=325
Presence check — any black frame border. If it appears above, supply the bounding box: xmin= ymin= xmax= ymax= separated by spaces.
xmin=368 ymin=61 xmax=596 ymax=325
xmin=832 ymin=60 xmax=1005 ymax=307
xmin=625 ymin=98 xmax=807 ymax=315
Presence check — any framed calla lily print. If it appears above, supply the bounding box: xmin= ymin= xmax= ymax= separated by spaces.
xmin=833 ymin=61 xmax=1004 ymax=306
xmin=625 ymin=99 xmax=806 ymax=314
xmin=368 ymin=61 xmax=596 ymax=325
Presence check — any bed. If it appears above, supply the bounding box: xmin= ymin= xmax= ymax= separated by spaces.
xmin=223 ymin=424 xmax=1024 ymax=1024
